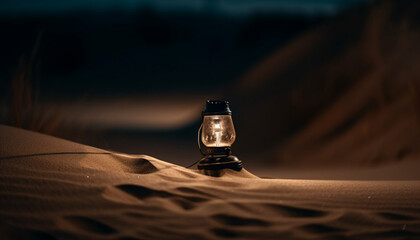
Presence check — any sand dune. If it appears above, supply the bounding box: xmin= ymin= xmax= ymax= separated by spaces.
xmin=1 ymin=124 xmax=420 ymax=239
xmin=49 ymin=94 xmax=206 ymax=131
xmin=230 ymin=0 xmax=420 ymax=168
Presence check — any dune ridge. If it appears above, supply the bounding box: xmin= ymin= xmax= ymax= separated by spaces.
xmin=1 ymin=124 xmax=420 ymax=239
xmin=230 ymin=0 xmax=420 ymax=168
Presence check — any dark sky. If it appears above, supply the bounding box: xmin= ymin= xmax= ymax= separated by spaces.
xmin=0 ymin=0 xmax=375 ymax=99
xmin=0 ymin=0 xmax=373 ymax=17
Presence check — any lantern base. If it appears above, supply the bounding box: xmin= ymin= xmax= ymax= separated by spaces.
xmin=197 ymin=155 xmax=242 ymax=173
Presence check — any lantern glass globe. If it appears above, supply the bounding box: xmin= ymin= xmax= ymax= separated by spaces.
xmin=201 ymin=115 xmax=236 ymax=147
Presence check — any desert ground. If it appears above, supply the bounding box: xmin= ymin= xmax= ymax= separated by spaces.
xmin=1 ymin=124 xmax=420 ymax=239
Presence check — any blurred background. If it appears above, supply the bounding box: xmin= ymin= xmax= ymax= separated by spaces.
xmin=1 ymin=0 xmax=420 ymax=178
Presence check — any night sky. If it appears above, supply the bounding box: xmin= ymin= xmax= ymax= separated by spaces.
xmin=1 ymin=0 xmax=372 ymax=16
xmin=0 ymin=0 xmax=373 ymax=100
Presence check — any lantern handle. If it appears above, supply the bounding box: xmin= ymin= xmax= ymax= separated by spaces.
xmin=185 ymin=123 xmax=206 ymax=168
xmin=197 ymin=123 xmax=207 ymax=156
xmin=185 ymin=124 xmax=206 ymax=168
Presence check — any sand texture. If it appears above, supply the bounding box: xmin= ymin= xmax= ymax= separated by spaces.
xmin=1 ymin=124 xmax=420 ymax=239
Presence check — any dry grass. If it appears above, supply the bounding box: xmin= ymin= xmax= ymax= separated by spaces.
xmin=4 ymin=33 xmax=62 ymax=135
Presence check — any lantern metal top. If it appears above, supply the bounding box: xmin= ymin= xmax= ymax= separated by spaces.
xmin=202 ymin=100 xmax=232 ymax=116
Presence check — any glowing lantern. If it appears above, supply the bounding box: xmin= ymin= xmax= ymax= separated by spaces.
xmin=198 ymin=100 xmax=242 ymax=174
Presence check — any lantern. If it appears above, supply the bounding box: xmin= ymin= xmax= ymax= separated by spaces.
xmin=197 ymin=100 xmax=242 ymax=174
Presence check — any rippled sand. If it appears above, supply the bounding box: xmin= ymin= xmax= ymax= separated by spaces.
xmin=1 ymin=124 xmax=419 ymax=239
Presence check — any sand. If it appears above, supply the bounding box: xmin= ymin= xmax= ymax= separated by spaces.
xmin=1 ymin=124 xmax=420 ymax=239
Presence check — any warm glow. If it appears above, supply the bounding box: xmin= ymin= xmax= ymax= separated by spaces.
xmin=201 ymin=115 xmax=236 ymax=147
